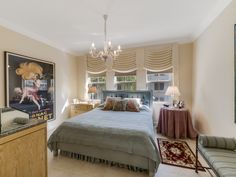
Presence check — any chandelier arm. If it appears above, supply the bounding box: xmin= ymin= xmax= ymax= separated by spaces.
xmin=90 ymin=53 xmax=99 ymax=58
xmin=90 ymin=49 xmax=99 ymax=58
xmin=109 ymin=51 xmax=116 ymax=57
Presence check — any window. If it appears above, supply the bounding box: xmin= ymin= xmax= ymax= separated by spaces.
xmin=87 ymin=73 xmax=106 ymax=99
xmin=154 ymin=82 xmax=164 ymax=91
xmin=115 ymin=71 xmax=136 ymax=91
xmin=147 ymin=71 xmax=172 ymax=102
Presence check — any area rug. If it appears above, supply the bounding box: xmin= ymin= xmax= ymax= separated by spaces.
xmin=157 ymin=138 xmax=205 ymax=171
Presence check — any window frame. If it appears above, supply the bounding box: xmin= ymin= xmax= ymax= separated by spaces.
xmin=87 ymin=73 xmax=106 ymax=100
xmin=114 ymin=72 xmax=137 ymax=91
xmin=146 ymin=72 xmax=172 ymax=102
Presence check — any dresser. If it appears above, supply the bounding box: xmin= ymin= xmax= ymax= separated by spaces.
xmin=70 ymin=102 xmax=100 ymax=117
xmin=0 ymin=121 xmax=47 ymax=177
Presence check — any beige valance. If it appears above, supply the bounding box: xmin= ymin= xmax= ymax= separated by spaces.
xmin=112 ymin=49 xmax=137 ymax=73
xmin=87 ymin=56 xmax=107 ymax=74
xmin=144 ymin=46 xmax=173 ymax=72
xmin=115 ymin=70 xmax=136 ymax=76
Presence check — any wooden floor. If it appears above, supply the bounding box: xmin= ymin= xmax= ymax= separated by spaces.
xmin=48 ymin=134 xmax=216 ymax=177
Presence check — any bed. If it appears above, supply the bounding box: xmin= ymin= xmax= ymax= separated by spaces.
xmin=48 ymin=90 xmax=160 ymax=177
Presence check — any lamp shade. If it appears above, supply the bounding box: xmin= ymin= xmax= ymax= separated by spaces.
xmin=88 ymin=86 xmax=97 ymax=94
xmin=165 ymin=86 xmax=180 ymax=97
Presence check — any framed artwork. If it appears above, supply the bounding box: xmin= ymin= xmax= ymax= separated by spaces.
xmin=5 ymin=52 xmax=55 ymax=121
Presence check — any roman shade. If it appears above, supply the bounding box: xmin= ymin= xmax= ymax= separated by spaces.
xmin=115 ymin=70 xmax=136 ymax=76
xmin=112 ymin=49 xmax=137 ymax=73
xmin=144 ymin=46 xmax=173 ymax=72
xmin=88 ymin=72 xmax=106 ymax=77
xmin=87 ymin=56 xmax=107 ymax=74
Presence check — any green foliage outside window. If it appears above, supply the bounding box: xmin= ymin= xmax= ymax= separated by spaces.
xmin=116 ymin=76 xmax=136 ymax=82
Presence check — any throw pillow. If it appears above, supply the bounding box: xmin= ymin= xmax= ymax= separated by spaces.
xmin=103 ymin=97 xmax=121 ymax=110
xmin=126 ymin=99 xmax=140 ymax=112
xmin=112 ymin=100 xmax=127 ymax=111
xmin=124 ymin=98 xmax=142 ymax=107
xmin=199 ymin=135 xmax=236 ymax=150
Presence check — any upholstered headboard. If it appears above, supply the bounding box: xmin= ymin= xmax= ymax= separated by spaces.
xmin=102 ymin=90 xmax=153 ymax=107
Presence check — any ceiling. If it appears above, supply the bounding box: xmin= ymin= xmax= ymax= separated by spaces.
xmin=0 ymin=0 xmax=232 ymax=56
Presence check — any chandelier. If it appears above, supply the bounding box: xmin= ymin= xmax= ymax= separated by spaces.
xmin=89 ymin=14 xmax=122 ymax=61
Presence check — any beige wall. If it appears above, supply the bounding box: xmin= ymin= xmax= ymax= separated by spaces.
xmin=179 ymin=43 xmax=193 ymax=112
xmin=0 ymin=26 xmax=78 ymax=130
xmin=193 ymin=1 xmax=236 ymax=136
xmin=77 ymin=55 xmax=88 ymax=100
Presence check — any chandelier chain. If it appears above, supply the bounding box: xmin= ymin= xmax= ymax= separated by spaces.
xmin=104 ymin=14 xmax=107 ymax=43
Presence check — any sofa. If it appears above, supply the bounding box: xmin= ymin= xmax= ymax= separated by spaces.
xmin=195 ymin=134 xmax=236 ymax=177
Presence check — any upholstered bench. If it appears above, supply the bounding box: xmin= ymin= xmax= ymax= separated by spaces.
xmin=195 ymin=135 xmax=236 ymax=177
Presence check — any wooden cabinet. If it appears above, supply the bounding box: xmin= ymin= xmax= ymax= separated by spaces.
xmin=0 ymin=123 xmax=47 ymax=177
xmin=70 ymin=103 xmax=99 ymax=117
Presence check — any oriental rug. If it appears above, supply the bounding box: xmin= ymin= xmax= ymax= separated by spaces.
xmin=157 ymin=138 xmax=205 ymax=171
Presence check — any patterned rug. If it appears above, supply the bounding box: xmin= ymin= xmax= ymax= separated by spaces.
xmin=157 ymin=138 xmax=205 ymax=171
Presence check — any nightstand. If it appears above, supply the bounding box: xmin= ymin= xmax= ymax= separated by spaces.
xmin=70 ymin=102 xmax=99 ymax=117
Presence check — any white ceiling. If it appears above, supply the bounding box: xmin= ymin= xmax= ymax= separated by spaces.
xmin=0 ymin=0 xmax=232 ymax=55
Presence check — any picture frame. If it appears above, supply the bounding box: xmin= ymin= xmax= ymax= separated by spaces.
xmin=5 ymin=52 xmax=56 ymax=121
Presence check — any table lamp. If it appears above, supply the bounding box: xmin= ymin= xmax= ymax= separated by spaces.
xmin=88 ymin=86 xmax=97 ymax=102
xmin=165 ymin=86 xmax=180 ymax=106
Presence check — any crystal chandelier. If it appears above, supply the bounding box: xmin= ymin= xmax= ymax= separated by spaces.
xmin=89 ymin=14 xmax=122 ymax=61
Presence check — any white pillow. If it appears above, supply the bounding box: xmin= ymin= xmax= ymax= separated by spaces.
xmin=139 ymin=105 xmax=151 ymax=112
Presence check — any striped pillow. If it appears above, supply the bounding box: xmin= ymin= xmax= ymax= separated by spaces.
xmin=112 ymin=100 xmax=127 ymax=111
xmin=199 ymin=135 xmax=236 ymax=150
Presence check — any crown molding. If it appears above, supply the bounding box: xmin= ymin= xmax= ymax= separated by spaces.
xmin=191 ymin=0 xmax=232 ymax=41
